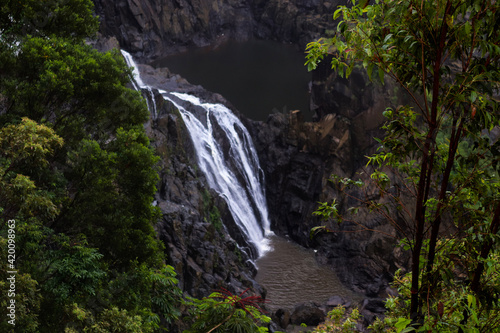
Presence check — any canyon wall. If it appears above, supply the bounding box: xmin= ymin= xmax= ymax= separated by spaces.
xmin=93 ymin=0 xmax=411 ymax=309
xmin=248 ymin=68 xmax=410 ymax=297
xmin=92 ymin=0 xmax=348 ymax=59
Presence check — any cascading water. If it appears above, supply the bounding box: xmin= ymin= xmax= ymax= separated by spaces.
xmin=121 ymin=51 xmax=157 ymax=118
xmin=121 ymin=50 xmax=271 ymax=257
xmin=163 ymin=93 xmax=272 ymax=256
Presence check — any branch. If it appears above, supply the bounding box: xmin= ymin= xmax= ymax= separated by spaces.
xmin=207 ymin=309 xmax=236 ymax=333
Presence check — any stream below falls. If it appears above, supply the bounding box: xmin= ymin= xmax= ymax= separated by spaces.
xmin=255 ymin=236 xmax=363 ymax=312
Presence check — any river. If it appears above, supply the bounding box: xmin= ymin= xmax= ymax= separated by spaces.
xmin=256 ymin=236 xmax=362 ymax=312
xmin=152 ymin=39 xmax=311 ymax=121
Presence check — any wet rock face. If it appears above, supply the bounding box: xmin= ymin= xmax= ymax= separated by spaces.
xmin=249 ymin=105 xmax=410 ymax=297
xmin=91 ymin=0 xmax=346 ymax=59
xmin=93 ymin=0 xmax=253 ymax=59
xmin=310 ymin=55 xmax=415 ymax=156
xmin=249 ymin=110 xmax=353 ymax=243
xmin=139 ymin=67 xmax=263 ymax=299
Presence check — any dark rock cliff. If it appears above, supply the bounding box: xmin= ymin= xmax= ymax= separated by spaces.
xmin=249 ymin=66 xmax=411 ymax=297
xmin=92 ymin=0 xmax=348 ymax=59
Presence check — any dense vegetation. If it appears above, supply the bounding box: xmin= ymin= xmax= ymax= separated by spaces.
xmin=0 ymin=0 xmax=178 ymax=332
xmin=307 ymin=0 xmax=499 ymax=332
xmin=0 ymin=1 xmax=272 ymax=332
xmin=3 ymin=0 xmax=498 ymax=332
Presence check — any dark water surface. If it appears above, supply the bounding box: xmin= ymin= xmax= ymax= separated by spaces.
xmin=256 ymin=236 xmax=362 ymax=312
xmin=152 ymin=40 xmax=311 ymax=121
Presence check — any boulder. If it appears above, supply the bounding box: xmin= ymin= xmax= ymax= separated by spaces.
xmin=359 ymin=298 xmax=387 ymax=328
xmin=290 ymin=301 xmax=326 ymax=326
xmin=272 ymin=308 xmax=291 ymax=329
xmin=325 ymin=295 xmax=351 ymax=309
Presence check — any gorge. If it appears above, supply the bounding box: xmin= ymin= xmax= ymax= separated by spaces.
xmin=92 ymin=0 xmax=408 ymax=330
xmin=121 ymin=48 xmax=368 ymax=324
xmin=2 ymin=1 xmax=498 ymax=332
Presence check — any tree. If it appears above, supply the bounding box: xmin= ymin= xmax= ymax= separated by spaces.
xmin=306 ymin=0 xmax=499 ymax=330
xmin=0 ymin=118 xmax=63 ymax=221
xmin=0 ymin=1 xmax=183 ymax=331
xmin=0 ymin=118 xmax=60 ymax=332
xmin=0 ymin=0 xmax=159 ymax=268
xmin=0 ymin=0 xmax=98 ymax=41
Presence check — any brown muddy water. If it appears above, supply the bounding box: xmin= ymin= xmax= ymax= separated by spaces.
xmin=255 ymin=236 xmax=363 ymax=312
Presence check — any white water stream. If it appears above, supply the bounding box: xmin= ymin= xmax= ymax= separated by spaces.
xmin=120 ymin=51 xmax=157 ymax=118
xmin=121 ymin=50 xmax=271 ymax=257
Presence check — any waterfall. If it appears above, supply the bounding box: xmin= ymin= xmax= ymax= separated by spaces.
xmin=120 ymin=51 xmax=157 ymax=118
xmin=121 ymin=50 xmax=271 ymax=257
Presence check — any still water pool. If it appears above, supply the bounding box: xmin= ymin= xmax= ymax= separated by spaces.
xmin=256 ymin=236 xmax=362 ymax=312
xmin=152 ymin=39 xmax=311 ymax=121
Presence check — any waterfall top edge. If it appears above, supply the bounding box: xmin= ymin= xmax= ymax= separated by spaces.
xmin=120 ymin=50 xmax=147 ymax=89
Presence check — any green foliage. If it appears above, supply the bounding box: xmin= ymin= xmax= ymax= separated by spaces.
xmin=184 ymin=289 xmax=270 ymax=333
xmin=41 ymin=237 xmax=106 ymax=304
xmin=309 ymin=0 xmax=500 ymax=330
xmin=64 ymin=127 xmax=162 ymax=268
xmin=313 ymin=200 xmax=341 ymax=222
xmin=64 ymin=303 xmax=154 ymax=333
xmin=310 ymin=306 xmax=362 ymax=333
xmin=202 ymin=189 xmax=223 ymax=231
xmin=369 ymin=266 xmax=500 ymax=332
xmin=102 ymin=263 xmax=182 ymax=327
xmin=0 ymin=118 xmax=63 ymax=220
xmin=0 ymin=238 xmax=42 ymax=333
xmin=0 ymin=0 xmax=98 ymax=42
xmin=1 ymin=36 xmax=148 ymax=144
xmin=310 ymin=200 xmax=343 ymax=238
xmin=0 ymin=1 xmax=184 ymax=332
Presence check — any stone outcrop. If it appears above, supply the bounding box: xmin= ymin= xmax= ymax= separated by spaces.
xmin=290 ymin=301 xmax=326 ymax=326
xmin=91 ymin=0 xmax=345 ymax=60
xmin=310 ymin=55 xmax=415 ymax=156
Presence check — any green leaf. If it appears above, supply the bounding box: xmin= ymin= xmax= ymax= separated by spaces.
xmin=467 ymin=294 xmax=475 ymax=307
xmin=367 ymin=63 xmax=374 ymax=80
xmin=401 ymin=327 xmax=416 ymax=333
xmin=346 ymin=64 xmax=353 ymax=77
xmin=334 ymin=8 xmax=342 ymax=20
xmin=464 ymin=22 xmax=472 ymax=35
xmin=378 ymin=66 xmax=385 ymax=84
xmin=383 ymin=33 xmax=393 ymax=44
xmin=470 ymin=91 xmax=478 ymax=103
xmin=395 ymin=317 xmax=412 ymax=333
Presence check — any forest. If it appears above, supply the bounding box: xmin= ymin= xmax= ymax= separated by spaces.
xmin=1 ymin=0 xmax=499 ymax=332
